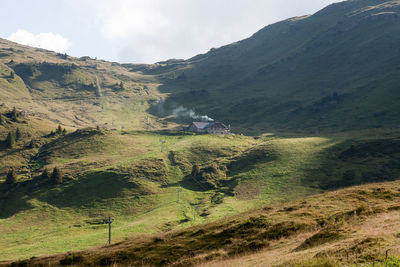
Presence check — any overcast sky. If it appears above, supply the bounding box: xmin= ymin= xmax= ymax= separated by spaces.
xmin=1 ymin=0 xmax=342 ymax=64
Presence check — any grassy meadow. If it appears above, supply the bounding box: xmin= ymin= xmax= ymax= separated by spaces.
xmin=1 ymin=2 xmax=400 ymax=263
xmin=1 ymin=123 xmax=400 ymax=262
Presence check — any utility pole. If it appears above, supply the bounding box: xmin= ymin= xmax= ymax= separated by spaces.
xmin=160 ymin=139 xmax=166 ymax=152
xmin=177 ymin=187 xmax=182 ymax=203
xmin=104 ymin=216 xmax=113 ymax=245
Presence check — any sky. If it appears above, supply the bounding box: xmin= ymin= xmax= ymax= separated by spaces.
xmin=0 ymin=0 xmax=342 ymax=64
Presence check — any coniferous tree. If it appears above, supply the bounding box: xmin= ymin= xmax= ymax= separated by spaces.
xmin=10 ymin=71 xmax=14 ymax=79
xmin=6 ymin=168 xmax=17 ymax=184
xmin=11 ymin=107 xmax=18 ymax=121
xmin=28 ymin=139 xmax=34 ymax=149
xmin=6 ymin=131 xmax=15 ymax=148
xmin=51 ymin=167 xmax=63 ymax=184
xmin=191 ymin=163 xmax=200 ymax=177
xmin=0 ymin=114 xmax=4 ymax=125
xmin=62 ymin=128 xmax=67 ymax=136
xmin=56 ymin=125 xmax=62 ymax=135
xmin=42 ymin=168 xmax=50 ymax=179
xmin=15 ymin=128 xmax=21 ymax=140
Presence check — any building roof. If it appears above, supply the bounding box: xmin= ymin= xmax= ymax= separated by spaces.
xmin=191 ymin=122 xmax=229 ymax=130
xmin=209 ymin=122 xmax=228 ymax=129
xmin=192 ymin=122 xmax=211 ymax=129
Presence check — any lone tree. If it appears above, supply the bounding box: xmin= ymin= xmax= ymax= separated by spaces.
xmin=51 ymin=167 xmax=63 ymax=184
xmin=28 ymin=139 xmax=34 ymax=149
xmin=11 ymin=107 xmax=18 ymax=121
xmin=191 ymin=163 xmax=200 ymax=177
xmin=10 ymin=71 xmax=14 ymax=79
xmin=5 ymin=131 xmax=15 ymax=148
xmin=56 ymin=125 xmax=63 ymax=135
xmin=41 ymin=168 xmax=50 ymax=179
xmin=15 ymin=128 xmax=21 ymax=140
xmin=6 ymin=168 xmax=17 ymax=184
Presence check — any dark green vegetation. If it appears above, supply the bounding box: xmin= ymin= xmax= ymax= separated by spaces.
xmin=145 ymin=0 xmax=400 ymax=133
xmin=1 ymin=0 xmax=400 ymax=265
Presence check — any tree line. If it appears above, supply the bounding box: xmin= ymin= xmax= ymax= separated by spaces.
xmin=6 ymin=167 xmax=63 ymax=185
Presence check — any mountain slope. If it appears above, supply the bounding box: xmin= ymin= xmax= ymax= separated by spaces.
xmin=0 ymin=38 xmax=163 ymax=131
xmin=6 ymin=179 xmax=400 ymax=266
xmin=148 ymin=0 xmax=400 ymax=133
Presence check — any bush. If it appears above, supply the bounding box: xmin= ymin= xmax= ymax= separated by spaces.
xmin=6 ymin=168 xmax=17 ymax=184
xmin=59 ymin=254 xmax=84 ymax=265
xmin=28 ymin=139 xmax=34 ymax=149
xmin=15 ymin=128 xmax=21 ymax=140
xmin=191 ymin=163 xmax=200 ymax=177
xmin=51 ymin=167 xmax=63 ymax=184
xmin=5 ymin=131 xmax=15 ymax=148
xmin=11 ymin=107 xmax=18 ymax=121
xmin=56 ymin=125 xmax=63 ymax=135
xmin=42 ymin=169 xmax=50 ymax=179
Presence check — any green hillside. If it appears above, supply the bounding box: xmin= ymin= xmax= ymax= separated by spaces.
xmin=1 ymin=0 xmax=400 ymax=265
xmin=7 ymin=179 xmax=400 ymax=266
xmin=147 ymin=0 xmax=400 ymax=134
xmin=1 ymin=125 xmax=400 ymax=261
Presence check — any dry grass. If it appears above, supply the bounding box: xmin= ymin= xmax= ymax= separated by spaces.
xmin=4 ymin=180 xmax=400 ymax=266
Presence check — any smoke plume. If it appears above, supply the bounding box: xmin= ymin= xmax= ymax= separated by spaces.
xmin=173 ymin=106 xmax=214 ymax=122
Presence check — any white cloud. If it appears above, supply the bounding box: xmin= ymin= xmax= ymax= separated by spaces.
xmin=69 ymin=0 xmax=342 ymax=63
xmin=98 ymin=1 xmax=169 ymax=40
xmin=8 ymin=29 xmax=72 ymax=53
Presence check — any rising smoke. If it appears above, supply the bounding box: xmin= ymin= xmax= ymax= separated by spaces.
xmin=172 ymin=106 xmax=214 ymax=122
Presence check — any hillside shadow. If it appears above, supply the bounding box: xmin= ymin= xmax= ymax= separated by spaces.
xmin=0 ymin=175 xmax=49 ymax=219
xmin=36 ymin=171 xmax=140 ymax=209
xmin=0 ymin=170 xmax=142 ymax=219
xmin=301 ymin=137 xmax=400 ymax=190
xmin=179 ymin=174 xmax=211 ymax=192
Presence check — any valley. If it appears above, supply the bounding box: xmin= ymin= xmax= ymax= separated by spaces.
xmin=1 ymin=0 xmax=400 ymax=266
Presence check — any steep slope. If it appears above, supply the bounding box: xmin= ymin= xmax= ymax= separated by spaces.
xmin=148 ymin=0 xmax=400 ymax=133
xmin=0 ymin=38 xmax=163 ymax=131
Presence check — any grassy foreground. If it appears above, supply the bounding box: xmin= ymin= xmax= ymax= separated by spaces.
xmin=1 ymin=125 xmax=400 ymax=264
xmin=4 ymin=180 xmax=400 ymax=266
xmin=0 ymin=128 xmax=322 ymax=261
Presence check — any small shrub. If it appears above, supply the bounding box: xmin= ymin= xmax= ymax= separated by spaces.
xmin=56 ymin=125 xmax=63 ymax=134
xmin=192 ymin=163 xmax=200 ymax=177
xmin=6 ymin=168 xmax=17 ymax=184
xmin=15 ymin=128 xmax=21 ymax=140
xmin=42 ymin=169 xmax=50 ymax=179
xmin=59 ymin=254 xmax=84 ymax=265
xmin=11 ymin=107 xmax=18 ymax=121
xmin=98 ymin=256 xmax=115 ymax=266
xmin=5 ymin=131 xmax=15 ymax=148
xmin=51 ymin=167 xmax=63 ymax=184
xmin=28 ymin=139 xmax=34 ymax=149
xmin=295 ymin=226 xmax=342 ymax=251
